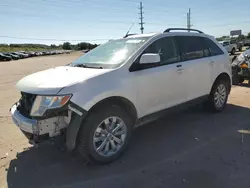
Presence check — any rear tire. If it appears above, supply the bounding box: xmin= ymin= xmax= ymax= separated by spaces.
xmin=206 ymin=79 xmax=229 ymax=112
xmin=76 ymin=105 xmax=133 ymax=164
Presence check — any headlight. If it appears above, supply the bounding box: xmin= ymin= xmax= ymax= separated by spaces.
xmin=30 ymin=95 xmax=71 ymax=117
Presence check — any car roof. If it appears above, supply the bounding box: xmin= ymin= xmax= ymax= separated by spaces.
xmin=124 ymin=30 xmax=214 ymax=40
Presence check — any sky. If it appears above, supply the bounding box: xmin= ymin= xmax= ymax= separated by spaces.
xmin=1 ymin=0 xmax=250 ymax=45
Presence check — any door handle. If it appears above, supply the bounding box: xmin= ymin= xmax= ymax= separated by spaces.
xmin=209 ymin=61 xmax=215 ymax=66
xmin=176 ymin=64 xmax=183 ymax=73
xmin=176 ymin=68 xmax=184 ymax=73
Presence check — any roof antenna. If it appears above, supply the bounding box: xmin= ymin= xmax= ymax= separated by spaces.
xmin=124 ymin=23 xmax=135 ymax=38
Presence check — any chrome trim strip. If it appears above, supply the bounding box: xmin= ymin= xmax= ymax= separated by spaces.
xmin=68 ymin=104 xmax=83 ymax=116
xmin=10 ymin=104 xmax=37 ymax=134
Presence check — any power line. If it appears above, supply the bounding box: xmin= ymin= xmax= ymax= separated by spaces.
xmin=2 ymin=3 xmax=136 ymax=15
xmin=5 ymin=1 xmax=227 ymax=25
xmin=3 ymin=0 xmax=250 ymax=38
xmin=2 ymin=11 xmax=177 ymax=27
xmin=198 ymin=21 xmax=250 ymax=28
xmin=0 ymin=11 xmax=136 ymax=25
xmin=5 ymin=1 xmax=187 ymax=17
xmin=0 ymin=35 xmax=110 ymax=42
xmin=3 ymin=3 xmax=185 ymax=22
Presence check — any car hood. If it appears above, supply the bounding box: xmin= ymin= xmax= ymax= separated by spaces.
xmin=16 ymin=66 xmax=111 ymax=95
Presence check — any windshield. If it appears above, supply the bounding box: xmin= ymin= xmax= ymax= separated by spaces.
xmin=71 ymin=37 xmax=149 ymax=69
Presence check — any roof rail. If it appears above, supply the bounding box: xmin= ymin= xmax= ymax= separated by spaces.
xmin=164 ymin=28 xmax=204 ymax=34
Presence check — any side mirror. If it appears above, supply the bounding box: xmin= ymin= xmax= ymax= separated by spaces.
xmin=139 ymin=53 xmax=160 ymax=64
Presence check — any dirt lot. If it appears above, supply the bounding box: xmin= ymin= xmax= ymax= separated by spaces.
xmin=0 ymin=53 xmax=250 ymax=188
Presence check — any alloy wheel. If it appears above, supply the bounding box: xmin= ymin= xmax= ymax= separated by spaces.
xmin=214 ymin=84 xmax=227 ymax=108
xmin=93 ymin=116 xmax=127 ymax=157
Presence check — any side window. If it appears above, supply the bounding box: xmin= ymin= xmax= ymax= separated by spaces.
xmin=143 ymin=37 xmax=180 ymax=65
xmin=203 ymin=38 xmax=224 ymax=56
xmin=175 ymin=36 xmax=209 ymax=61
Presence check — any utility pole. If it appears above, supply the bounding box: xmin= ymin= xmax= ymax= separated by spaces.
xmin=187 ymin=8 xmax=191 ymax=31
xmin=139 ymin=2 xmax=144 ymax=34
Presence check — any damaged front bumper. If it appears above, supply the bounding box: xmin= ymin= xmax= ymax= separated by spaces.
xmin=11 ymin=103 xmax=37 ymax=134
xmin=10 ymin=103 xmax=71 ymax=144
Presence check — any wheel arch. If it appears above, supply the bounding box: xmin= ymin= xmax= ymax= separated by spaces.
xmin=88 ymin=96 xmax=138 ymax=123
xmin=65 ymin=96 xmax=138 ymax=151
xmin=211 ymin=72 xmax=231 ymax=93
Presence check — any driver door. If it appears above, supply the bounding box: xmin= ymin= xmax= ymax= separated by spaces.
xmin=130 ymin=36 xmax=184 ymax=117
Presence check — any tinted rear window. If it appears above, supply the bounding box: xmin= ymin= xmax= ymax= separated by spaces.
xmin=175 ymin=36 xmax=209 ymax=61
xmin=203 ymin=38 xmax=224 ymax=56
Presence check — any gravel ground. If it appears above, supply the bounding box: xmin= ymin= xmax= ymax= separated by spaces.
xmin=0 ymin=52 xmax=250 ymax=188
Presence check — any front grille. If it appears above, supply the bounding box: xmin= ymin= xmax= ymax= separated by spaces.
xmin=17 ymin=92 xmax=37 ymax=118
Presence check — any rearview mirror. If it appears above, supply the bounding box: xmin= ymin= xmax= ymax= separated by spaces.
xmin=139 ymin=53 xmax=160 ymax=64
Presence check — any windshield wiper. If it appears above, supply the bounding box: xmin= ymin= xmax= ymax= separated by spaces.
xmin=74 ymin=64 xmax=103 ymax=69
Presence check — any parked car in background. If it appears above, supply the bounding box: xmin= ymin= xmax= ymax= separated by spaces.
xmin=0 ymin=50 xmax=70 ymax=61
xmin=219 ymin=40 xmax=237 ymax=55
xmin=3 ymin=52 xmax=19 ymax=60
xmin=14 ymin=52 xmax=28 ymax=58
xmin=0 ymin=53 xmax=12 ymax=61
xmin=35 ymin=52 xmax=42 ymax=56
xmin=20 ymin=52 xmax=29 ymax=58
xmin=19 ymin=51 xmax=31 ymax=57
xmin=27 ymin=51 xmax=36 ymax=57
xmin=10 ymin=52 xmax=23 ymax=59
xmin=51 ymin=51 xmax=56 ymax=55
xmin=82 ymin=49 xmax=90 ymax=53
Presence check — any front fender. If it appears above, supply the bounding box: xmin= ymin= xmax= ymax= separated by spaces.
xmin=58 ymin=71 xmax=138 ymax=114
xmin=72 ymin=89 xmax=137 ymax=112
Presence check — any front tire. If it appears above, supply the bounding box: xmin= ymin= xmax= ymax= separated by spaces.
xmin=76 ymin=105 xmax=133 ymax=164
xmin=206 ymin=79 xmax=229 ymax=112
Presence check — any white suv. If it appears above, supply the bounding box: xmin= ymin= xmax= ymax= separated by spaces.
xmin=10 ymin=28 xmax=232 ymax=164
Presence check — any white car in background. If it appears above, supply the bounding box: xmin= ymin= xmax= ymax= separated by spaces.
xmin=219 ymin=40 xmax=237 ymax=55
xmin=10 ymin=28 xmax=232 ymax=164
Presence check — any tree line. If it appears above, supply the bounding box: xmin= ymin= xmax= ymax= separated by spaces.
xmin=0 ymin=42 xmax=99 ymax=51
xmin=0 ymin=43 xmax=56 ymax=48
xmin=216 ymin=32 xmax=250 ymax=41
xmin=62 ymin=42 xmax=99 ymax=50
